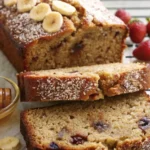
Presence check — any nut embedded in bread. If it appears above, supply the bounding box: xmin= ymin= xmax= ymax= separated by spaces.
xmin=0 ymin=0 xmax=128 ymax=71
xmin=21 ymin=92 xmax=150 ymax=150
xmin=17 ymin=63 xmax=150 ymax=102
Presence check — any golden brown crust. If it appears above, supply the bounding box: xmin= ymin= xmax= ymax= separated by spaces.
xmin=0 ymin=0 xmax=127 ymax=71
xmin=20 ymin=112 xmax=32 ymax=149
xmin=17 ymin=63 xmax=150 ymax=102
xmin=18 ymin=72 xmax=103 ymax=102
xmin=116 ymin=138 xmax=150 ymax=150
xmin=0 ymin=4 xmax=76 ymax=45
xmin=20 ymin=92 xmax=150 ymax=150
xmin=0 ymin=22 xmax=24 ymax=71
xmin=21 ymin=111 xmax=47 ymax=150
xmin=0 ymin=3 xmax=76 ymax=71
xmin=0 ymin=6 xmax=76 ymax=71
xmin=117 ymin=139 xmax=142 ymax=150
xmin=100 ymin=64 xmax=150 ymax=97
xmin=65 ymin=0 xmax=125 ymax=26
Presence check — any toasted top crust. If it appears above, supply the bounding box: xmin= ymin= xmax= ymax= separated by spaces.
xmin=72 ymin=0 xmax=124 ymax=24
xmin=0 ymin=0 xmax=125 ymax=45
xmin=0 ymin=5 xmax=76 ymax=45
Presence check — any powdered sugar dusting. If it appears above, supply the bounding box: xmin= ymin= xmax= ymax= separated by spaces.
xmin=35 ymin=77 xmax=98 ymax=101
xmin=79 ymin=0 xmax=124 ymax=25
xmin=122 ymin=70 xmax=147 ymax=93
xmin=6 ymin=12 xmax=50 ymax=44
xmin=0 ymin=0 xmax=124 ymax=45
xmin=0 ymin=5 xmax=69 ymax=44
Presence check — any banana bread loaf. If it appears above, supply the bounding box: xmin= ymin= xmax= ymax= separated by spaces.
xmin=18 ymin=63 xmax=150 ymax=102
xmin=21 ymin=92 xmax=150 ymax=150
xmin=0 ymin=0 xmax=128 ymax=71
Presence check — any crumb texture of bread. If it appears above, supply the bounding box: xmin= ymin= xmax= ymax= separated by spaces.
xmin=21 ymin=92 xmax=150 ymax=150
xmin=17 ymin=63 xmax=150 ymax=102
xmin=0 ymin=0 xmax=127 ymax=71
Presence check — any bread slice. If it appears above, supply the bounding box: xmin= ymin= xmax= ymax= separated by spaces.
xmin=0 ymin=0 xmax=127 ymax=71
xmin=17 ymin=63 xmax=150 ymax=102
xmin=21 ymin=92 xmax=150 ymax=150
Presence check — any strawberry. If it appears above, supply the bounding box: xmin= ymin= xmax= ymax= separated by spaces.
xmin=128 ymin=20 xmax=146 ymax=43
xmin=115 ymin=9 xmax=131 ymax=24
xmin=146 ymin=18 xmax=150 ymax=37
xmin=133 ymin=40 xmax=150 ymax=61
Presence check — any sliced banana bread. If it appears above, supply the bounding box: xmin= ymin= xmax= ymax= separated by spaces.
xmin=17 ymin=63 xmax=150 ymax=102
xmin=0 ymin=0 xmax=127 ymax=71
xmin=21 ymin=92 xmax=150 ymax=150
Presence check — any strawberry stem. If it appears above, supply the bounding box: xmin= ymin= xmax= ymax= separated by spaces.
xmin=146 ymin=17 xmax=150 ymax=22
xmin=129 ymin=18 xmax=140 ymax=24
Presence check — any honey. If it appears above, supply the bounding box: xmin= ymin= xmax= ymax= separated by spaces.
xmin=0 ymin=88 xmax=11 ymax=109
xmin=0 ymin=77 xmax=19 ymax=120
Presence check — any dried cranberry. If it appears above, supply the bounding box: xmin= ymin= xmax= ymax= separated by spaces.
xmin=138 ymin=117 xmax=150 ymax=130
xmin=32 ymin=56 xmax=38 ymax=61
xmin=70 ymin=134 xmax=87 ymax=145
xmin=71 ymin=42 xmax=84 ymax=53
xmin=114 ymin=31 xmax=120 ymax=38
xmin=49 ymin=142 xmax=59 ymax=150
xmin=93 ymin=121 xmax=109 ymax=132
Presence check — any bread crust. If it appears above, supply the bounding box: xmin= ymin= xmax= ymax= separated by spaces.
xmin=0 ymin=7 xmax=76 ymax=71
xmin=0 ymin=0 xmax=128 ymax=71
xmin=100 ymin=64 xmax=150 ymax=96
xmin=21 ymin=111 xmax=106 ymax=150
xmin=17 ymin=63 xmax=150 ymax=102
xmin=20 ymin=92 xmax=150 ymax=150
xmin=117 ymin=138 xmax=150 ymax=150
xmin=0 ymin=22 xmax=24 ymax=71
xmin=18 ymin=72 xmax=103 ymax=102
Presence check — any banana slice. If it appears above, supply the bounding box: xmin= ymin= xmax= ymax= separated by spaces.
xmin=17 ymin=0 xmax=37 ymax=12
xmin=30 ymin=3 xmax=51 ymax=21
xmin=42 ymin=11 xmax=63 ymax=33
xmin=4 ymin=0 xmax=17 ymax=7
xmin=0 ymin=137 xmax=20 ymax=150
xmin=52 ymin=0 xmax=76 ymax=16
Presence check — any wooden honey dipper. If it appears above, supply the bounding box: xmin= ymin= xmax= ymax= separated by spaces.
xmin=0 ymin=88 xmax=11 ymax=109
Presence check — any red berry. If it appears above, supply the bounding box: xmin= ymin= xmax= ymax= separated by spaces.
xmin=146 ymin=18 xmax=150 ymax=37
xmin=128 ymin=21 xmax=146 ymax=43
xmin=133 ymin=40 xmax=150 ymax=61
xmin=71 ymin=135 xmax=87 ymax=145
xmin=115 ymin=9 xmax=131 ymax=24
